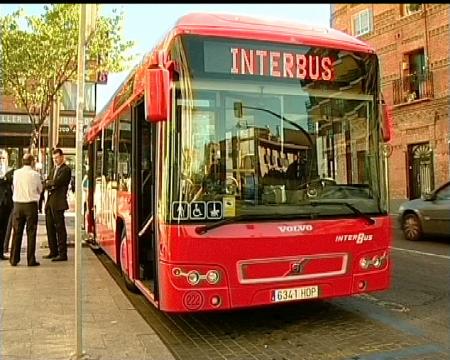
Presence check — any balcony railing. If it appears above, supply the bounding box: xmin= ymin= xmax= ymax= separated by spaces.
xmin=392 ymin=71 xmax=433 ymax=105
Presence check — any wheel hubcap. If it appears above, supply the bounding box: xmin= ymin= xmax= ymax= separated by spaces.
xmin=404 ymin=217 xmax=419 ymax=239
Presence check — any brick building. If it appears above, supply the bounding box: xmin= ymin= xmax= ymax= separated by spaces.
xmin=331 ymin=4 xmax=449 ymax=208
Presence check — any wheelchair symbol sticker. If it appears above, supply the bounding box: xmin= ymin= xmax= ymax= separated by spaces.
xmin=190 ymin=202 xmax=206 ymax=220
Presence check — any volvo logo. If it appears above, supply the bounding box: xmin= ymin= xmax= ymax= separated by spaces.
xmin=288 ymin=259 xmax=310 ymax=275
xmin=278 ymin=224 xmax=313 ymax=233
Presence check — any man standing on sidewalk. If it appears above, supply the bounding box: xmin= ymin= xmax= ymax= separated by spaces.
xmin=10 ymin=154 xmax=42 ymax=267
xmin=44 ymin=148 xmax=71 ymax=262
xmin=0 ymin=149 xmax=14 ymax=260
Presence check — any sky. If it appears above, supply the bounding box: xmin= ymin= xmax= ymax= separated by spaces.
xmin=1 ymin=4 xmax=331 ymax=113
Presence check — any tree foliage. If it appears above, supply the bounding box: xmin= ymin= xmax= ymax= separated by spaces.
xmin=0 ymin=4 xmax=135 ymax=145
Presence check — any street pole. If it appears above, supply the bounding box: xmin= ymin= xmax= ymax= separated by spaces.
xmin=37 ymin=126 xmax=42 ymax=164
xmin=383 ymin=143 xmax=392 ymax=213
xmin=47 ymin=97 xmax=54 ymax=173
xmin=74 ymin=3 xmax=86 ymax=359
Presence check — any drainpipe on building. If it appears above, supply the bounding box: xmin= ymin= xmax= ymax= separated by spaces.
xmin=423 ymin=4 xmax=429 ymax=67
xmin=329 ymin=4 xmax=333 ymax=28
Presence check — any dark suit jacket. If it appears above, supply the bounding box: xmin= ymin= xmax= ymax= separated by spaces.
xmin=45 ymin=163 xmax=72 ymax=211
xmin=0 ymin=169 xmax=13 ymax=209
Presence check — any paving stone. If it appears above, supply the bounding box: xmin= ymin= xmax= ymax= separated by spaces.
xmin=0 ymin=216 xmax=175 ymax=360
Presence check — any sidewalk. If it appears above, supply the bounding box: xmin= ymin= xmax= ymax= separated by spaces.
xmin=0 ymin=214 xmax=175 ymax=360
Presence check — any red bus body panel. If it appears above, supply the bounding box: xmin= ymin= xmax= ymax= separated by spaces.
xmin=157 ymin=216 xmax=391 ymax=312
xmin=174 ymin=13 xmax=374 ymax=54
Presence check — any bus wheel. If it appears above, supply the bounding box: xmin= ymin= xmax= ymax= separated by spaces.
xmin=402 ymin=213 xmax=422 ymax=241
xmin=120 ymin=228 xmax=139 ymax=293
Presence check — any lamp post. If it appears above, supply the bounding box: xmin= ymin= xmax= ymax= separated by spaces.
xmin=74 ymin=6 xmax=86 ymax=359
xmin=73 ymin=4 xmax=97 ymax=359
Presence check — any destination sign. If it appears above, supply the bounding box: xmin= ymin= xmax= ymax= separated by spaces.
xmin=230 ymin=48 xmax=333 ymax=81
xmin=203 ymin=40 xmax=335 ymax=81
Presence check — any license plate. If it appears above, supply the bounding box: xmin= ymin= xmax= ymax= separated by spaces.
xmin=272 ymin=285 xmax=319 ymax=303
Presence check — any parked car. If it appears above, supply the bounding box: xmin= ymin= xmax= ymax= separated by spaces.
xmin=398 ymin=181 xmax=450 ymax=241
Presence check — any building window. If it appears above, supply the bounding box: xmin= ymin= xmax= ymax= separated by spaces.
xmin=401 ymin=4 xmax=423 ymax=17
xmin=404 ymin=49 xmax=427 ymax=101
xmin=393 ymin=48 xmax=432 ymax=104
xmin=352 ymin=9 xmax=372 ymax=37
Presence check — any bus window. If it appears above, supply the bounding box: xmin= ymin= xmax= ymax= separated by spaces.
xmin=104 ymin=122 xmax=117 ymax=182
xmin=95 ymin=137 xmax=102 ymax=181
xmin=118 ymin=108 xmax=132 ymax=191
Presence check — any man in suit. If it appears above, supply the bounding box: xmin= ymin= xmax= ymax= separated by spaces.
xmin=44 ymin=148 xmax=72 ymax=262
xmin=0 ymin=149 xmax=14 ymax=260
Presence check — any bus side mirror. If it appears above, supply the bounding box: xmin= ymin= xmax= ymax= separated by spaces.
xmin=145 ymin=68 xmax=170 ymax=122
xmin=381 ymin=102 xmax=392 ymax=142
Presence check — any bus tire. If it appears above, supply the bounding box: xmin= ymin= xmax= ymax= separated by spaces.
xmin=120 ymin=228 xmax=139 ymax=293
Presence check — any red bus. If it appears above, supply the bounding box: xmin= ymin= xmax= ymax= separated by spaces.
xmin=84 ymin=13 xmax=393 ymax=312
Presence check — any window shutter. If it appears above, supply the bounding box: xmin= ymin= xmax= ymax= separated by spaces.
xmin=368 ymin=9 xmax=373 ymax=33
xmin=353 ymin=16 xmax=359 ymax=36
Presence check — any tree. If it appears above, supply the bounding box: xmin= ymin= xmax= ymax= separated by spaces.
xmin=0 ymin=4 xmax=135 ymax=147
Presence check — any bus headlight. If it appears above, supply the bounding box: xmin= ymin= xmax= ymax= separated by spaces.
xmin=358 ymin=251 xmax=388 ymax=271
xmin=170 ymin=265 xmax=224 ymax=287
xmin=206 ymin=270 xmax=220 ymax=284
xmin=359 ymin=257 xmax=369 ymax=270
xmin=372 ymin=256 xmax=382 ymax=268
xmin=187 ymin=271 xmax=201 ymax=285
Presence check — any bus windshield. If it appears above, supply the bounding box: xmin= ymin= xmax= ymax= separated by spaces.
xmin=164 ymin=35 xmax=383 ymax=223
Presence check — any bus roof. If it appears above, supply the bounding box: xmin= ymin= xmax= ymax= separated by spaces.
xmin=86 ymin=12 xmax=375 ymax=142
xmin=174 ymin=13 xmax=374 ymax=54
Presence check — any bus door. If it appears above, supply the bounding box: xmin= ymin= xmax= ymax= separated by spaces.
xmin=85 ymin=140 xmax=95 ymax=236
xmin=133 ymin=101 xmax=157 ymax=295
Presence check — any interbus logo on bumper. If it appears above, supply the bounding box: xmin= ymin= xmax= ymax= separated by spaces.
xmin=230 ymin=47 xmax=334 ymax=80
xmin=336 ymin=233 xmax=373 ymax=244
xmin=278 ymin=224 xmax=313 ymax=233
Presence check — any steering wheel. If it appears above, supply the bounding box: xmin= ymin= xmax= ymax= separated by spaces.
xmin=298 ymin=177 xmax=336 ymax=198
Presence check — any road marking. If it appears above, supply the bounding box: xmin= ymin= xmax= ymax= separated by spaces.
xmin=357 ymin=293 xmax=409 ymax=313
xmin=345 ymin=344 xmax=445 ymax=360
xmin=392 ymin=247 xmax=450 ymax=260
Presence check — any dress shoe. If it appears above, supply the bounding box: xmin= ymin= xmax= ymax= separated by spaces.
xmin=10 ymin=262 xmax=17 ymax=266
xmin=28 ymin=262 xmax=40 ymax=267
xmin=43 ymin=254 xmax=57 ymax=259
xmin=0 ymin=255 xmax=9 ymax=260
xmin=52 ymin=256 xmax=68 ymax=262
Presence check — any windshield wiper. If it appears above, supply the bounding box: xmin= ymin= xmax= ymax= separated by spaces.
xmin=195 ymin=215 xmax=251 ymax=235
xmin=195 ymin=213 xmax=313 ymax=235
xmin=308 ymin=200 xmax=375 ymax=225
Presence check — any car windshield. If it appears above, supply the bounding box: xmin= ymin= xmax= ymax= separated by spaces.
xmin=162 ymin=35 xmax=384 ymax=223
